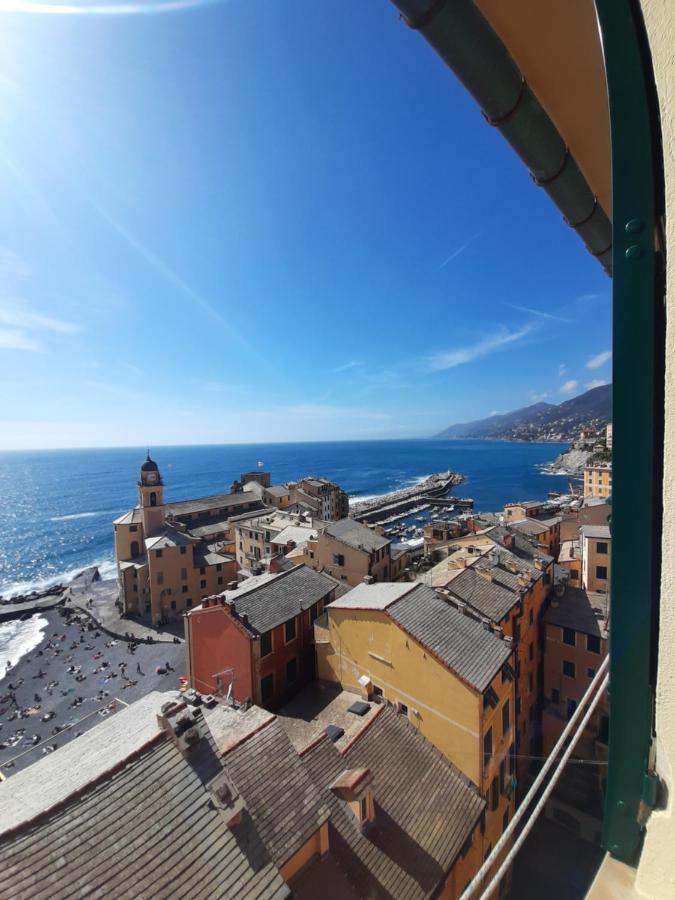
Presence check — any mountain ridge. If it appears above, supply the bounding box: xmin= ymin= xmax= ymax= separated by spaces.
xmin=436 ymin=384 xmax=612 ymax=442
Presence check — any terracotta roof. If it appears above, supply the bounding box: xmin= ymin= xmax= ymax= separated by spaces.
xmin=296 ymin=707 xmax=484 ymax=900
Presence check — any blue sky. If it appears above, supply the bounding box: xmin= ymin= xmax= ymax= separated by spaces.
xmin=0 ymin=0 xmax=611 ymax=449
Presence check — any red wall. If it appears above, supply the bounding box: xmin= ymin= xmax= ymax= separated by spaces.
xmin=187 ymin=606 xmax=254 ymax=702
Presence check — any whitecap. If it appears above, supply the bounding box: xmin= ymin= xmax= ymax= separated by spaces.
xmin=0 ymin=557 xmax=117 ymax=599
xmin=49 ymin=512 xmax=99 ymax=522
xmin=0 ymin=614 xmax=49 ymax=674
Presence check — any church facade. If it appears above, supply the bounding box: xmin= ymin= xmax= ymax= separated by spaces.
xmin=114 ymin=454 xmax=265 ymax=624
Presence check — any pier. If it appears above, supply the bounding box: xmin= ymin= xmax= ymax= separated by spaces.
xmin=350 ymin=470 xmax=465 ymax=525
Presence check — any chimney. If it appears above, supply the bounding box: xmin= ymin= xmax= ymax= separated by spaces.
xmin=241 ymin=613 xmax=249 ymax=626
xmin=363 ymin=575 xmax=374 ymax=585
xmin=157 ymin=700 xmax=200 ymax=757
xmin=203 ymin=598 xmax=210 ymax=608
xmin=227 ymin=581 xmax=238 ymax=591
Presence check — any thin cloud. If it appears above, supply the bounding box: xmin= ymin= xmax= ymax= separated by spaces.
xmin=0 ymin=305 xmax=80 ymax=334
xmin=529 ymin=391 xmax=549 ymax=403
xmin=0 ymin=328 xmax=42 ymax=351
xmin=577 ymin=293 xmax=601 ymax=302
xmin=507 ymin=303 xmax=571 ymax=323
xmin=439 ymin=232 xmax=481 ymax=269
xmin=586 ymin=378 xmax=607 ymax=390
xmin=91 ymin=201 xmax=263 ymax=364
xmin=425 ymin=325 xmax=531 ymax=372
xmin=560 ymin=379 xmax=578 ymax=395
xmin=558 ymin=363 xmax=567 ymax=376
xmin=0 ymin=0 xmax=225 ymax=14
xmin=333 ymin=360 xmax=365 ymax=373
xmin=587 ymin=350 xmax=611 ymax=369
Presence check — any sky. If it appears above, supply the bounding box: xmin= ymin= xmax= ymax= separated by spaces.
xmin=0 ymin=0 xmax=612 ymax=449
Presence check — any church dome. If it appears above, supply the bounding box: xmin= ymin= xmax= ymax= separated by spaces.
xmin=141 ymin=453 xmax=159 ymax=473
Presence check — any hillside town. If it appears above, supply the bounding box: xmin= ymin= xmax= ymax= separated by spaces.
xmin=0 ymin=427 xmax=613 ymax=899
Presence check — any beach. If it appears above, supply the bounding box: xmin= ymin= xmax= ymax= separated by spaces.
xmin=0 ymin=607 xmax=185 ymax=775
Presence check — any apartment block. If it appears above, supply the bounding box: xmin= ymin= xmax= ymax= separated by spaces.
xmin=184 ymin=565 xmax=337 ymax=708
xmin=583 ymin=462 xmax=613 ymax=498
xmin=316 ymin=581 xmax=516 ymax=859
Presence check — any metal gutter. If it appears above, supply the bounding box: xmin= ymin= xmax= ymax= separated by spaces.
xmin=389 ymin=0 xmax=613 ymax=274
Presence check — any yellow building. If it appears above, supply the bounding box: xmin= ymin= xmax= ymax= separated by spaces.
xmin=298 ymin=518 xmax=392 ymax=587
xmin=558 ymin=539 xmax=583 ymax=588
xmin=583 ymin=463 xmax=613 ymax=498
xmin=542 ymin=587 xmax=609 ymax=842
xmin=316 ymin=581 xmax=516 ymax=858
xmin=444 ymin=546 xmax=550 ymax=786
xmin=232 ymin=508 xmax=317 ymax=572
xmin=581 ymin=524 xmax=612 ymax=593
xmin=114 ymin=454 xmax=264 ymax=624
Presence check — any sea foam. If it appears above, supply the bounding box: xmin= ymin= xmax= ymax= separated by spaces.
xmin=0 ymin=557 xmax=117 ymax=599
xmin=0 ymin=614 xmax=49 ymax=674
xmin=49 ymin=512 xmax=99 ymax=522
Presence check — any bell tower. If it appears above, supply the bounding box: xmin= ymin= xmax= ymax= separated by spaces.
xmin=138 ymin=451 xmax=165 ymax=535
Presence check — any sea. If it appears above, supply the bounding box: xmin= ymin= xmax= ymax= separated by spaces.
xmin=0 ymin=439 xmax=570 ymax=601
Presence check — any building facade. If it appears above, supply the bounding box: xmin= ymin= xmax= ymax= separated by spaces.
xmin=316 ymin=581 xmax=516 ymax=862
xmin=299 ymin=518 xmax=392 ymax=587
xmin=184 ymin=565 xmax=337 ymax=708
xmin=114 ymin=454 xmax=259 ymax=624
xmin=583 ymin=463 xmax=613 ymax=498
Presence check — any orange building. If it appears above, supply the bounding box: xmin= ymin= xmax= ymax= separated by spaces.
xmin=184 ymin=565 xmax=338 ymax=707
xmin=445 ymin=545 xmax=551 ymax=785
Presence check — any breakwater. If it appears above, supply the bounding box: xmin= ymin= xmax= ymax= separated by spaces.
xmin=350 ymin=470 xmax=465 ymax=525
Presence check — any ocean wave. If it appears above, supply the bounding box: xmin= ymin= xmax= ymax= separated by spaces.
xmin=0 ymin=614 xmax=49 ymax=674
xmin=49 ymin=512 xmax=99 ymax=522
xmin=0 ymin=557 xmax=117 ymax=599
xmin=350 ymin=473 xmax=435 ymax=506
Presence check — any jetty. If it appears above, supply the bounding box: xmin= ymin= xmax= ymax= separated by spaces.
xmin=350 ymin=470 xmax=465 ymax=525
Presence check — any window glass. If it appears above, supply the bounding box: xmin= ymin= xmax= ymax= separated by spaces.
xmin=260 ymin=631 xmax=273 ymax=657
xmin=587 ymin=634 xmax=601 ymax=654
xmin=563 ymin=627 xmax=576 ymax=646
xmin=285 ymin=618 xmax=296 ymax=642
xmin=563 ymin=660 xmax=576 ymax=678
xmin=260 ymin=673 xmax=274 ymax=702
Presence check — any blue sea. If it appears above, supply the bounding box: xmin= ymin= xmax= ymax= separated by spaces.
xmin=0 ymin=440 xmax=570 ymax=598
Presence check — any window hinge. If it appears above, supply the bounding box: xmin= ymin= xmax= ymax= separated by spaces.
xmin=638 ymin=770 xmax=662 ymax=825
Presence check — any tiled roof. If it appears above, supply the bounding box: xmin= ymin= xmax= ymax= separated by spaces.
xmin=544 ymin=587 xmax=610 ymax=638
xmin=324 ymin=518 xmax=390 ymax=553
xmin=166 ymin=491 xmax=265 ymax=517
xmin=0 ymin=699 xmax=289 ymax=900
xmin=271 ymin=525 xmax=317 ymax=547
xmin=113 ymin=507 xmax=143 ymax=526
xmin=296 ymin=707 xmax=484 ymax=900
xmin=215 ymin=565 xmax=336 ymax=634
xmin=265 ymin=484 xmax=292 ymax=497
xmin=329 ymin=581 xmax=418 ymax=611
xmin=486 ymin=525 xmax=554 ymax=565
xmin=145 ymin=526 xmax=195 ymax=550
xmin=223 ymin=717 xmax=331 ymax=868
xmin=580 ymin=524 xmax=611 ymax=540
xmin=446 ymin=567 xmax=521 ymax=623
xmin=388 ymin=584 xmax=512 ymax=691
xmin=510 ymin=518 xmax=557 ymax=537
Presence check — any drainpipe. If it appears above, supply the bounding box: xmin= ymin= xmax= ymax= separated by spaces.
xmin=389 ymin=0 xmax=613 ymax=274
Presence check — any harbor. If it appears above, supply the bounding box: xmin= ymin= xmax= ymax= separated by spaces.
xmin=350 ymin=469 xmax=472 ymax=542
